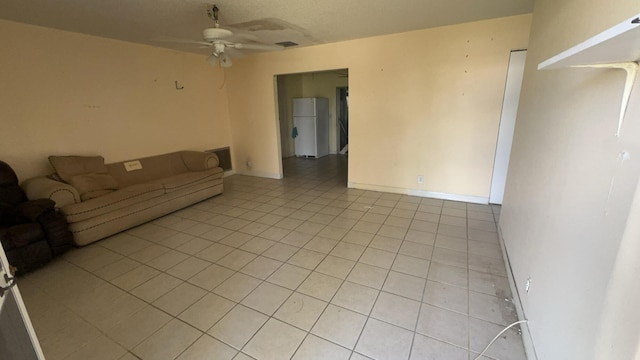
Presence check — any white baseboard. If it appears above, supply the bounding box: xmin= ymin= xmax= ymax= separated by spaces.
xmin=236 ymin=169 xmax=283 ymax=179
xmin=498 ymin=225 xmax=538 ymax=360
xmin=347 ymin=182 xmax=489 ymax=204
xmin=223 ymin=170 xmax=236 ymax=177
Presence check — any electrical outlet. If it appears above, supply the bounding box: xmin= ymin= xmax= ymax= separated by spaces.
xmin=417 ymin=175 xmax=424 ymax=184
xmin=525 ymin=277 xmax=532 ymax=293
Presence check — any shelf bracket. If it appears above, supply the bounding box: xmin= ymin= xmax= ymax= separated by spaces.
xmin=571 ymin=62 xmax=638 ymax=137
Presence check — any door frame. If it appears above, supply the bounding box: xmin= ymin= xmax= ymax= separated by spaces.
xmin=489 ymin=49 xmax=527 ymax=204
xmin=335 ymin=86 xmax=349 ymax=153
xmin=0 ymin=243 xmax=45 ymax=359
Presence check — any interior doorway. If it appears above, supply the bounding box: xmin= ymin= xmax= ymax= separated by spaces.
xmin=275 ymin=69 xmax=349 ymax=177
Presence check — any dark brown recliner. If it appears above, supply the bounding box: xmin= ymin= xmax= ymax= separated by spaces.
xmin=0 ymin=161 xmax=73 ymax=275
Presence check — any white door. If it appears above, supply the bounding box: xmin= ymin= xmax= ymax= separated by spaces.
xmin=0 ymin=244 xmax=44 ymax=359
xmin=490 ymin=50 xmax=527 ymax=204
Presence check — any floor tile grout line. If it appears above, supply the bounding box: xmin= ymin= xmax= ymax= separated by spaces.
xmin=407 ymin=201 xmax=445 ymax=360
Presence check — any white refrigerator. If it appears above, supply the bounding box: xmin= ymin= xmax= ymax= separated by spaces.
xmin=293 ymin=97 xmax=329 ymax=158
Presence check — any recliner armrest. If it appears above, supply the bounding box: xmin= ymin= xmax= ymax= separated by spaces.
xmin=14 ymin=199 xmax=55 ymax=222
xmin=22 ymin=176 xmax=80 ymax=208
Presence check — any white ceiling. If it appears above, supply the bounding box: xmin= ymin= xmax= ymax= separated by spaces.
xmin=0 ymin=0 xmax=534 ymax=54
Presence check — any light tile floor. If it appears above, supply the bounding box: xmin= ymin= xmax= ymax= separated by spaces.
xmin=18 ymin=155 xmax=526 ymax=360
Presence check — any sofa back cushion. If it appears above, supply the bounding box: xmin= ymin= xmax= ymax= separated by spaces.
xmin=106 ymin=152 xmax=190 ymax=188
xmin=49 ymin=156 xmax=108 ymax=182
xmin=49 ymin=156 xmax=119 ymax=200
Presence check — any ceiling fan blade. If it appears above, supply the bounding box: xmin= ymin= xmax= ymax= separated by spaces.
xmin=223 ymin=47 xmax=245 ymax=59
xmin=154 ymin=36 xmax=212 ymax=47
xmin=234 ymin=43 xmax=284 ymax=51
xmin=223 ymin=27 xmax=261 ymax=43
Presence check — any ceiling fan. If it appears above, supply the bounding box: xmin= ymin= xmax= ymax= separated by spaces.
xmin=167 ymin=4 xmax=285 ymax=67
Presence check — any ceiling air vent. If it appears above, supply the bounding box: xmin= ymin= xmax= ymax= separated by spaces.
xmin=275 ymin=41 xmax=298 ymax=48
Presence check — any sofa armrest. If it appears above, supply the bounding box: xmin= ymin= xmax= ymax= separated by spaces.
xmin=181 ymin=151 xmax=219 ymax=171
xmin=22 ymin=177 xmax=80 ymax=208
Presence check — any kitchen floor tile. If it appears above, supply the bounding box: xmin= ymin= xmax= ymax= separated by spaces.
xmin=297 ymin=272 xmax=343 ymax=301
xmin=355 ymin=318 xmax=413 ymax=360
xmin=213 ymin=272 xmax=261 ymax=302
xmin=207 ymin=305 xmax=268 ymax=349
xmin=240 ymin=256 xmax=283 ymax=280
xmin=347 ymin=263 xmax=389 ymax=289
xmin=241 ymin=282 xmax=292 ymax=315
xmin=179 ymin=293 xmax=235 ymax=332
xmin=267 ymin=263 xmax=311 ymax=290
xmin=243 ymin=318 xmax=306 ymax=360
xmin=410 ymin=333 xmax=469 ymax=360
xmin=292 ymin=334 xmax=351 ymax=360
xmin=176 ymin=335 xmax=238 ymax=360
xmin=132 ymin=319 xmax=201 ymax=360
xmin=382 ymin=271 xmax=426 ymax=301
xmin=331 ymin=281 xmax=379 ymax=315
xmin=428 ymin=261 xmax=468 ymax=288
xmin=311 ymin=304 xmax=367 ymax=349
xmin=416 ymin=303 xmax=468 ymax=348
xmin=423 ymin=280 xmax=468 ymax=314
xmin=187 ymin=263 xmax=234 ymax=291
xmin=371 ymin=292 xmax=421 ymax=330
xmin=315 ymin=255 xmax=356 ymax=279
xmin=274 ymin=292 xmax=328 ymax=331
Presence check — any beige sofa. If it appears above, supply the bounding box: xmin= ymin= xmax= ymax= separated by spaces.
xmin=23 ymin=151 xmax=223 ymax=246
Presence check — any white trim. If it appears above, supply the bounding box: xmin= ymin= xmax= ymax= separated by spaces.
xmin=236 ymin=170 xmax=283 ymax=179
xmin=347 ymin=182 xmax=489 ymax=204
xmin=223 ymin=170 xmax=236 ymax=177
xmin=498 ymin=224 xmax=539 ymax=360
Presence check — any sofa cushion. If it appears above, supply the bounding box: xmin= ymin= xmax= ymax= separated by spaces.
xmin=67 ymin=173 xmax=119 ymax=201
xmin=49 ymin=156 xmax=108 ymax=183
xmin=155 ymin=168 xmax=224 ymax=193
xmin=106 ymin=152 xmax=189 ymax=189
xmin=61 ymin=182 xmax=164 ymax=223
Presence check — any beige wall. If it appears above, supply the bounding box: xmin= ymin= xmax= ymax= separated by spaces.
xmin=500 ymin=0 xmax=640 ymax=359
xmin=0 ymin=20 xmax=231 ymax=180
xmin=226 ymin=15 xmax=531 ymax=194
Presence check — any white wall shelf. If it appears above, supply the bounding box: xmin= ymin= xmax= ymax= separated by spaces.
xmin=538 ymin=13 xmax=640 ymax=137
xmin=538 ymin=14 xmax=640 ymax=70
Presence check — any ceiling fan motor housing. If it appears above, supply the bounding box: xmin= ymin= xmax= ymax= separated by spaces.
xmin=203 ymin=27 xmax=232 ymax=41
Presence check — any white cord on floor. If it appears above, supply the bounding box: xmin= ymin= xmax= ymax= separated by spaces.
xmin=473 ymin=319 xmax=528 ymax=360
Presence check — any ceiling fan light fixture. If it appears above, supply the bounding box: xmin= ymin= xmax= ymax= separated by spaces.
xmin=219 ymin=53 xmax=233 ymax=68
xmin=207 ymin=54 xmax=218 ymax=66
